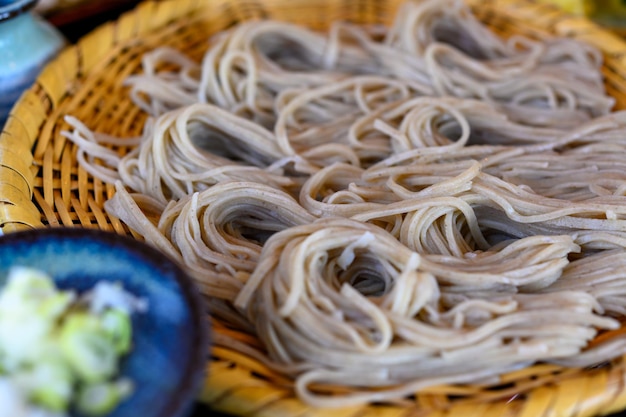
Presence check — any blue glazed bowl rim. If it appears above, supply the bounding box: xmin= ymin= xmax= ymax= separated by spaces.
xmin=0 ymin=226 xmax=211 ymax=417
xmin=0 ymin=0 xmax=36 ymax=22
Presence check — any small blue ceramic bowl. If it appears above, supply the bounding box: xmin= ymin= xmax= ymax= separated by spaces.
xmin=0 ymin=227 xmax=209 ymax=417
xmin=0 ymin=0 xmax=65 ymax=127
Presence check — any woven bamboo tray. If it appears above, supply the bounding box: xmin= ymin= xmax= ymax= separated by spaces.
xmin=5 ymin=0 xmax=626 ymax=416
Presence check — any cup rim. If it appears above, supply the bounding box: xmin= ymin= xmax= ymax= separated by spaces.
xmin=0 ymin=0 xmax=37 ymax=23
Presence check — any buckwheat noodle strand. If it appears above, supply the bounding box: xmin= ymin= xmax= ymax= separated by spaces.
xmin=60 ymin=0 xmax=626 ymax=409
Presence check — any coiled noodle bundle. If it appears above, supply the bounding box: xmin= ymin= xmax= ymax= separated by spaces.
xmin=61 ymin=0 xmax=626 ymax=408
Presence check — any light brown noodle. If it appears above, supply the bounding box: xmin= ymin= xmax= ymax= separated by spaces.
xmin=61 ymin=0 xmax=626 ymax=408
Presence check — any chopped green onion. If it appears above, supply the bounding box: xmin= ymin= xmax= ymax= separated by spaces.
xmin=60 ymin=313 xmax=118 ymax=383
xmin=76 ymin=378 xmax=134 ymax=416
xmin=101 ymin=308 xmax=133 ymax=354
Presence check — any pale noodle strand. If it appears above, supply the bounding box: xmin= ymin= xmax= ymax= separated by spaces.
xmin=60 ymin=0 xmax=626 ymax=409
xmin=117 ymin=103 xmax=293 ymax=204
xmin=157 ymin=181 xmax=316 ymax=277
xmin=385 ymin=0 xmax=612 ymax=118
xmin=236 ymin=218 xmax=618 ymax=407
xmin=124 ymin=47 xmax=201 ymax=116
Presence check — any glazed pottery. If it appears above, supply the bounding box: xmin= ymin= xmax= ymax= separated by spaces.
xmin=0 ymin=227 xmax=210 ymax=417
xmin=0 ymin=0 xmax=65 ymax=127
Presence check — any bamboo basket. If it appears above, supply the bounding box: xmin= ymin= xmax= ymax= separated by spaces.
xmin=5 ymin=0 xmax=626 ymax=416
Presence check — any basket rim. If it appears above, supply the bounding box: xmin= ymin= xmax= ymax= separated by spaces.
xmin=5 ymin=0 xmax=626 ymax=416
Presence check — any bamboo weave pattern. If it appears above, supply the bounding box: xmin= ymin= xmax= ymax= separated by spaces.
xmin=4 ymin=0 xmax=626 ymax=416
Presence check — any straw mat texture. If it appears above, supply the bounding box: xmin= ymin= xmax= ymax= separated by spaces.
xmin=4 ymin=0 xmax=626 ymax=416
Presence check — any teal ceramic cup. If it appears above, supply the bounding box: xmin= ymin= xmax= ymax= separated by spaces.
xmin=0 ymin=0 xmax=65 ymax=127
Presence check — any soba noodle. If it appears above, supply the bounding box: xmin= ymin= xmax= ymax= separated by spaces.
xmin=61 ymin=0 xmax=626 ymax=408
